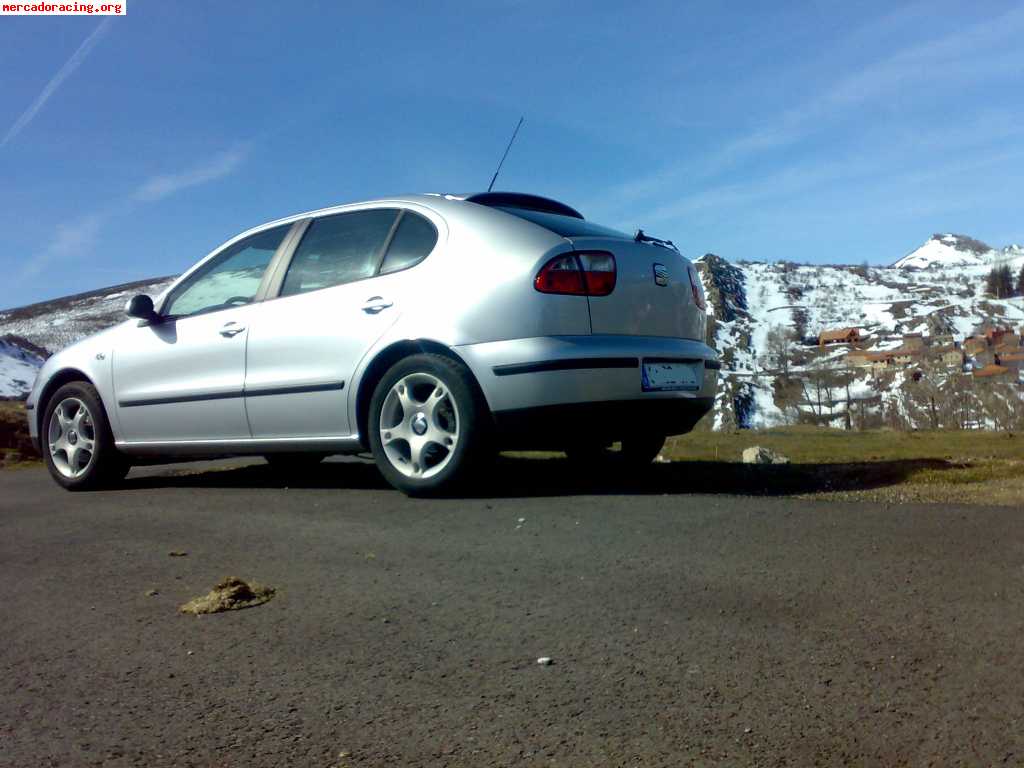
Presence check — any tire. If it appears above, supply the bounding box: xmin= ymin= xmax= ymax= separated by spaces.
xmin=565 ymin=433 xmax=666 ymax=469
xmin=41 ymin=381 xmax=130 ymax=491
xmin=367 ymin=353 xmax=492 ymax=495
xmin=264 ymin=453 xmax=328 ymax=472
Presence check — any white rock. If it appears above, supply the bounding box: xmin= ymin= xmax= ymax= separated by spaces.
xmin=536 ymin=657 xmax=553 ymax=666
xmin=742 ymin=446 xmax=790 ymax=465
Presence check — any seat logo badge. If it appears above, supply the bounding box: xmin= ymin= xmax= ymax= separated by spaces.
xmin=653 ymin=264 xmax=669 ymax=286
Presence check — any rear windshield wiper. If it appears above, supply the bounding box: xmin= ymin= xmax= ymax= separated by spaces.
xmin=634 ymin=229 xmax=678 ymax=251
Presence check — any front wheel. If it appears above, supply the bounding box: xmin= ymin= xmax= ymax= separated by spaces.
xmin=368 ymin=353 xmax=492 ymax=495
xmin=42 ymin=381 xmax=130 ymax=491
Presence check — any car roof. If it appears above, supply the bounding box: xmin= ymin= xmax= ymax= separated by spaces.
xmin=253 ymin=192 xmax=581 ymax=230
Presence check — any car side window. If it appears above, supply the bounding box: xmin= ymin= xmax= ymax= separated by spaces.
xmin=379 ymin=212 xmax=438 ymax=275
xmin=164 ymin=224 xmax=290 ymax=318
xmin=280 ymin=209 xmax=398 ymax=297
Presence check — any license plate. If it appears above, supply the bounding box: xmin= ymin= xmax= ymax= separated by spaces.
xmin=641 ymin=361 xmax=701 ymax=392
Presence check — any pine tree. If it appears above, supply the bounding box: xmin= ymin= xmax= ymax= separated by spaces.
xmin=1000 ymin=265 xmax=1014 ymax=298
xmin=986 ymin=265 xmax=1014 ymax=298
xmin=1018 ymin=263 xmax=1024 ymax=297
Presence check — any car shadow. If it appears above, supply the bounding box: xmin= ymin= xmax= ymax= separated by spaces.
xmin=122 ymin=454 xmax=958 ymax=499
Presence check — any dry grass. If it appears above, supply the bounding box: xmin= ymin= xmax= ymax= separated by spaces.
xmin=0 ymin=400 xmax=36 ymax=466
xmin=178 ymin=576 xmax=275 ymax=615
xmin=665 ymin=425 xmax=1024 ymax=464
xmin=663 ymin=427 xmax=1024 ymax=506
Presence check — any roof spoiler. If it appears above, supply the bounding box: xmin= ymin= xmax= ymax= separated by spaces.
xmin=465 ymin=192 xmax=584 ymax=220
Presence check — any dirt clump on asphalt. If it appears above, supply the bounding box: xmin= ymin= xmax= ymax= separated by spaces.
xmin=178 ymin=576 xmax=275 ymax=615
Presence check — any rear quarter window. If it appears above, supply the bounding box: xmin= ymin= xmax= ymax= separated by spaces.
xmin=379 ymin=212 xmax=438 ymax=275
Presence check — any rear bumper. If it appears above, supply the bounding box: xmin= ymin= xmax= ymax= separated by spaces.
xmin=454 ymin=334 xmax=718 ymax=442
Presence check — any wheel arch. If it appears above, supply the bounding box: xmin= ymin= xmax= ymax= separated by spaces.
xmin=36 ymin=368 xmax=102 ymax=434
xmin=354 ymin=339 xmax=490 ymax=449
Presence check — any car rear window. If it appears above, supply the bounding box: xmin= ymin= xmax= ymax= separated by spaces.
xmin=497 ymin=207 xmax=630 ymax=239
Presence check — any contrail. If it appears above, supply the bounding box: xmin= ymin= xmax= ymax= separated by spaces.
xmin=1 ymin=18 xmax=112 ymax=148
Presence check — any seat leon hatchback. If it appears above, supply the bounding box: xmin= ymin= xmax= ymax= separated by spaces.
xmin=27 ymin=192 xmax=719 ymax=495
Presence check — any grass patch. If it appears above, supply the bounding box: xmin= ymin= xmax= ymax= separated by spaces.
xmin=664 ymin=426 xmax=1024 ymax=464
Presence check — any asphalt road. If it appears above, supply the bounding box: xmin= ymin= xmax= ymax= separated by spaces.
xmin=2 ymin=457 xmax=1023 ymax=767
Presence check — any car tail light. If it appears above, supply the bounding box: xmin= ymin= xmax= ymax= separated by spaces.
xmin=535 ymin=251 xmax=616 ymax=296
xmin=686 ymin=262 xmax=706 ymax=311
xmin=578 ymin=251 xmax=616 ymax=296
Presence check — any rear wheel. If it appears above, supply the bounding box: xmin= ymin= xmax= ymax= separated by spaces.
xmin=42 ymin=381 xmax=130 ymax=491
xmin=565 ymin=433 xmax=665 ymax=468
xmin=368 ymin=353 xmax=492 ymax=495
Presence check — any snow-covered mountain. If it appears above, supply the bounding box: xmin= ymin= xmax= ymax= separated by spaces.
xmin=892 ymin=233 xmax=1023 ymax=270
xmin=696 ymin=234 xmax=1024 ymax=429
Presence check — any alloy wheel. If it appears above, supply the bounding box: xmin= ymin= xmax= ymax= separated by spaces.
xmin=378 ymin=372 xmax=460 ymax=479
xmin=48 ymin=397 xmax=96 ymax=479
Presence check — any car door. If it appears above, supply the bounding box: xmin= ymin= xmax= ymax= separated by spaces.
xmin=112 ymin=223 xmax=293 ymax=444
xmin=243 ymin=207 xmax=439 ymax=439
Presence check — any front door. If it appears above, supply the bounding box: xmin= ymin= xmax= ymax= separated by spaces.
xmin=112 ymin=224 xmax=291 ymax=444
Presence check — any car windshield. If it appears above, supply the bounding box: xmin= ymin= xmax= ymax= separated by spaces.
xmin=497 ymin=206 xmax=630 ymax=239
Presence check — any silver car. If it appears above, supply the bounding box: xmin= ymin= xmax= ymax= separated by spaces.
xmin=26 ymin=192 xmax=718 ymax=495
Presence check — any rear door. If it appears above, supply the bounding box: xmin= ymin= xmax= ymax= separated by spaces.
xmin=569 ymin=236 xmax=702 ymax=340
xmin=243 ymin=207 xmax=439 ymax=439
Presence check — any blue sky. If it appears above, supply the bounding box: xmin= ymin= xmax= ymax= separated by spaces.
xmin=1 ymin=0 xmax=1023 ymax=308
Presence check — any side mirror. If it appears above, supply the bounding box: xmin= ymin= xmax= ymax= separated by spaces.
xmin=125 ymin=294 xmax=159 ymax=323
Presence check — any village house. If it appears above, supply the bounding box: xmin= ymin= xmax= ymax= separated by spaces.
xmin=933 ymin=345 xmax=964 ymax=368
xmin=844 ymin=350 xmax=873 ymax=368
xmin=963 ymin=336 xmax=988 ymax=357
xmin=818 ymin=327 xmax=861 ymax=346
xmin=973 ymin=364 xmax=1011 ymax=379
xmin=901 ymin=333 xmax=926 ymax=351
xmin=995 ymin=351 xmax=1024 ymax=374
xmin=993 ymin=332 xmax=1022 ymax=352
xmin=890 ymin=348 xmax=921 ymax=366
xmin=984 ymin=327 xmax=1013 ymax=346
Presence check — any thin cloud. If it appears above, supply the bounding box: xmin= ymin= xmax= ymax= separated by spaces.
xmin=1 ymin=19 xmax=112 ymax=148
xmin=25 ymin=145 xmax=250 ymax=280
xmin=611 ymin=4 xmax=1024 ymax=210
xmin=20 ymin=211 xmax=107 ymax=280
xmin=133 ymin=146 xmax=249 ymax=202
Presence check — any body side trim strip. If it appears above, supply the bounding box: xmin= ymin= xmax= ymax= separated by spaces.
xmin=119 ymin=381 xmax=344 ymax=408
xmin=492 ymin=357 xmax=638 ymax=376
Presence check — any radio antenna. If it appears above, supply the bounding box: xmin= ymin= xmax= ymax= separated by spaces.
xmin=487 ymin=116 xmax=524 ymax=192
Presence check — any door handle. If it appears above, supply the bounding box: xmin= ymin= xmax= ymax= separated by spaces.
xmin=219 ymin=322 xmax=245 ymax=338
xmin=362 ymin=296 xmax=393 ymax=314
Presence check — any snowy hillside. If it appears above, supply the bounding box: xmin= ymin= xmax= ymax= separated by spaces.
xmin=697 ymin=234 xmax=1024 ymax=429
xmin=0 ymin=276 xmax=174 ymax=354
xmin=0 ymin=276 xmax=173 ymax=399
xmin=0 ymin=336 xmax=46 ymax=398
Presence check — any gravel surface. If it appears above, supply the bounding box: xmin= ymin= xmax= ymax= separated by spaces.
xmin=2 ymin=458 xmax=1023 ymax=767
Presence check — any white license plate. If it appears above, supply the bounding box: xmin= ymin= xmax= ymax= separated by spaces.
xmin=641 ymin=361 xmax=701 ymax=392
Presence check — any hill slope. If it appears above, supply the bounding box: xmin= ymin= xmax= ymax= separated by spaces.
xmin=696 ymin=234 xmax=1024 ymax=429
